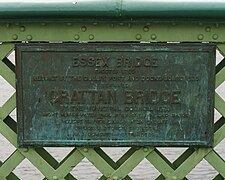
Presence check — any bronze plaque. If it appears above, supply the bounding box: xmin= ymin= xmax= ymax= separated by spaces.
xmin=16 ymin=43 xmax=215 ymax=147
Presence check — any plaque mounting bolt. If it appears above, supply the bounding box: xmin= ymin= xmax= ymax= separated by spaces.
xmin=136 ymin=34 xmax=142 ymax=40
xmin=81 ymin=26 xmax=87 ymax=32
xmin=172 ymin=176 xmax=177 ymax=180
xmin=143 ymin=147 xmax=149 ymax=152
xmin=143 ymin=26 xmax=149 ymax=32
xmin=27 ymin=35 xmax=32 ymax=40
xmin=151 ymin=34 xmax=157 ymax=40
xmin=205 ymin=26 xmax=211 ymax=32
xmin=74 ymin=34 xmax=80 ymax=40
xmin=12 ymin=34 xmax=18 ymax=40
xmin=20 ymin=26 xmax=25 ymax=32
xmin=83 ymin=148 xmax=88 ymax=152
xmin=197 ymin=34 xmax=204 ymax=40
xmin=52 ymin=176 xmax=58 ymax=180
xmin=113 ymin=176 xmax=119 ymax=180
xmin=89 ymin=34 xmax=95 ymax=40
xmin=212 ymin=34 xmax=219 ymax=40
xmin=23 ymin=148 xmax=29 ymax=152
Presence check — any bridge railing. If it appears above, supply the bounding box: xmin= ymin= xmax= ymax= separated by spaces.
xmin=0 ymin=1 xmax=225 ymax=179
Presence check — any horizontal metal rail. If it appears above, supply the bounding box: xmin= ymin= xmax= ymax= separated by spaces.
xmin=1 ymin=0 xmax=225 ymax=21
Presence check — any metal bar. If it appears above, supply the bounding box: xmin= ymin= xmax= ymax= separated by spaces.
xmin=54 ymin=149 xmax=84 ymax=179
xmin=34 ymin=148 xmax=76 ymax=180
xmin=216 ymin=58 xmax=225 ymax=74
xmin=0 ymin=60 xmax=15 ymax=88
xmin=3 ymin=116 xmax=17 ymax=133
xmin=214 ymin=123 xmax=225 ymax=147
xmin=146 ymin=149 xmax=174 ymax=178
xmin=0 ymin=23 xmax=224 ymax=43
xmin=2 ymin=57 xmax=15 ymax=73
xmin=0 ymin=93 xmax=16 ymax=121
xmin=167 ymin=148 xmax=212 ymax=179
xmin=17 ymin=148 xmax=56 ymax=180
xmin=213 ymin=174 xmax=225 ymax=180
xmin=97 ymin=147 xmax=134 ymax=180
xmin=0 ymin=43 xmax=14 ymax=61
xmin=110 ymin=148 xmax=153 ymax=179
xmin=205 ymin=150 xmax=225 ymax=178
xmin=214 ymin=117 xmax=225 ymax=133
xmin=0 ymin=150 xmax=24 ymax=178
xmin=215 ymin=93 xmax=225 ymax=118
xmin=0 ymin=1 xmax=225 ymax=20
xmin=0 ymin=121 xmax=17 ymax=146
xmin=77 ymin=148 xmax=115 ymax=177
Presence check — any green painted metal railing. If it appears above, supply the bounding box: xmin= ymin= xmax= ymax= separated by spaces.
xmin=0 ymin=1 xmax=225 ymax=179
xmin=1 ymin=0 xmax=225 ymax=18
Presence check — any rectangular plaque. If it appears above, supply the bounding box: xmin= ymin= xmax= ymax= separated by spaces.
xmin=16 ymin=43 xmax=215 ymax=147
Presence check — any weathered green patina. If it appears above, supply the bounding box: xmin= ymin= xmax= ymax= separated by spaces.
xmin=16 ymin=43 xmax=215 ymax=147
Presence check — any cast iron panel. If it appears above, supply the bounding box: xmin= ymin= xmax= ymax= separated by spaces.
xmin=16 ymin=43 xmax=215 ymax=147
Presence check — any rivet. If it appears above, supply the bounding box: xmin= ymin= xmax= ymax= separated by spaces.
xmin=23 ymin=148 xmax=29 ymax=152
xmin=41 ymin=23 xmax=46 ymax=26
xmin=143 ymin=26 xmax=149 ymax=32
xmin=83 ymin=148 xmax=88 ymax=152
xmin=20 ymin=26 xmax=25 ymax=32
xmin=212 ymin=34 xmax=219 ymax=40
xmin=151 ymin=34 xmax=157 ymax=40
xmin=205 ymin=26 xmax=211 ymax=32
xmin=166 ymin=172 xmax=170 ymax=176
xmin=89 ymin=34 xmax=94 ymax=40
xmin=113 ymin=176 xmax=118 ymax=180
xmin=172 ymin=176 xmax=177 ymax=180
xmin=136 ymin=34 xmax=142 ymax=40
xmin=67 ymin=22 xmax=72 ymax=26
xmin=93 ymin=22 xmax=98 ymax=26
xmin=197 ymin=34 xmax=204 ymax=40
xmin=198 ymin=22 xmax=203 ymax=26
xmin=12 ymin=34 xmax=18 ymax=40
xmin=81 ymin=26 xmax=87 ymax=32
xmin=74 ymin=34 xmax=80 ymax=40
xmin=52 ymin=176 xmax=58 ymax=180
xmin=143 ymin=147 xmax=149 ymax=152
xmin=27 ymin=35 xmax=32 ymax=40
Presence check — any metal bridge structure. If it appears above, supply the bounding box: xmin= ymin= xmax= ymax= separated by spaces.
xmin=0 ymin=1 xmax=225 ymax=179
